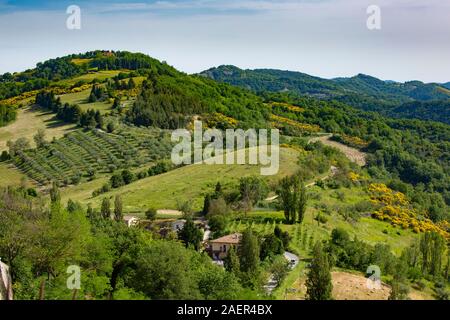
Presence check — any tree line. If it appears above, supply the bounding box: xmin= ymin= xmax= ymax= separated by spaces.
xmin=35 ymin=91 xmax=104 ymax=129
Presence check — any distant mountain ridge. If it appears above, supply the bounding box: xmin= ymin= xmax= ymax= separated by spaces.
xmin=200 ymin=66 xmax=450 ymax=124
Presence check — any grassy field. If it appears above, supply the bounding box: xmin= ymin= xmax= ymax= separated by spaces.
xmin=62 ymin=147 xmax=302 ymax=214
xmin=58 ymin=89 xmax=112 ymax=114
xmin=0 ymin=162 xmax=31 ymax=188
xmin=231 ymin=183 xmax=423 ymax=300
xmin=57 ymin=75 xmax=146 ymax=114
xmin=0 ymin=105 xmax=76 ymax=151
xmin=53 ymin=70 xmax=125 ymax=87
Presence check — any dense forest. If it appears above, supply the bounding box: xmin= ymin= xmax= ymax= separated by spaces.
xmin=387 ymin=100 xmax=450 ymax=124
xmin=127 ymin=73 xmax=269 ymax=129
xmin=200 ymin=66 xmax=450 ymax=123
xmin=264 ymin=92 xmax=450 ymax=213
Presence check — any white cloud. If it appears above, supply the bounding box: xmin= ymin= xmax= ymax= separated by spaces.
xmin=0 ymin=0 xmax=449 ymax=83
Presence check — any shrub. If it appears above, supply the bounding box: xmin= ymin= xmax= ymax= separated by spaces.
xmin=315 ymin=213 xmax=328 ymax=224
xmin=145 ymin=208 xmax=157 ymax=221
xmin=0 ymin=150 xmax=10 ymax=162
xmin=111 ymin=173 xmax=125 ymax=188
xmin=121 ymin=169 xmax=134 ymax=185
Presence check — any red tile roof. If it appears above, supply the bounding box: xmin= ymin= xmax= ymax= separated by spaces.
xmin=210 ymin=233 xmax=242 ymax=244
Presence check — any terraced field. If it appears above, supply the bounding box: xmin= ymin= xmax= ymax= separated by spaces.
xmin=10 ymin=126 xmax=173 ymax=186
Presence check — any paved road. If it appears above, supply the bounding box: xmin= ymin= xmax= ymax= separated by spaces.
xmin=264 ymin=251 xmax=300 ymax=294
xmin=284 ymin=251 xmax=299 ymax=269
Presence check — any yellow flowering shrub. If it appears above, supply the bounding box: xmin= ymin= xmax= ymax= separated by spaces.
xmin=270 ymin=114 xmax=321 ymax=133
xmin=203 ymin=112 xmax=239 ymax=129
xmin=270 ymin=102 xmax=305 ymax=113
xmin=338 ymin=134 xmax=369 ymax=149
xmin=0 ymin=84 xmax=94 ymax=107
xmin=348 ymin=172 xmax=361 ymax=183
xmin=369 ymin=183 xmax=449 ymax=239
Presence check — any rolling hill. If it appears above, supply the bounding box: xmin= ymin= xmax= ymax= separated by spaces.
xmin=200 ymin=66 xmax=450 ymax=123
xmin=0 ymin=50 xmax=449 ymax=301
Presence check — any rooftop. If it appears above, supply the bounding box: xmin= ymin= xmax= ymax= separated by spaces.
xmin=210 ymin=233 xmax=242 ymax=244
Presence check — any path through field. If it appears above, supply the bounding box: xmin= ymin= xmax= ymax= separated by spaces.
xmin=156 ymin=209 xmax=183 ymax=216
xmin=309 ymin=134 xmax=367 ymax=166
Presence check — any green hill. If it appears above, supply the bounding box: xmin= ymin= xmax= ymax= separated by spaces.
xmin=200 ymin=66 xmax=450 ymax=123
xmin=0 ymin=50 xmax=449 ymax=301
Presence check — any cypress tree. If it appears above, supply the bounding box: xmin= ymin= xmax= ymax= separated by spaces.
xmin=202 ymin=194 xmax=211 ymax=216
xmin=49 ymin=181 xmax=61 ymax=205
xmin=238 ymin=229 xmax=260 ymax=273
xmin=114 ymin=195 xmax=123 ymax=222
xmin=224 ymin=246 xmax=240 ymax=275
xmin=306 ymin=242 xmax=333 ymax=300
xmin=101 ymin=198 xmax=111 ymax=220
xmin=298 ymin=182 xmax=308 ymax=223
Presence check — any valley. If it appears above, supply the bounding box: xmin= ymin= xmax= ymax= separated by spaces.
xmin=0 ymin=51 xmax=448 ymax=301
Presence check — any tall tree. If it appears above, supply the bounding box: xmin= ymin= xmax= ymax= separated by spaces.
xmin=114 ymin=195 xmax=123 ymax=222
xmin=388 ymin=261 xmax=410 ymax=300
xmin=33 ymin=129 xmax=46 ymax=148
xmin=278 ymin=176 xmax=308 ymax=224
xmin=214 ymin=182 xmax=223 ymax=197
xmin=278 ymin=177 xmax=295 ymax=223
xmin=430 ymin=232 xmax=446 ymax=276
xmin=101 ymin=198 xmax=111 ymax=220
xmin=239 ymin=176 xmax=268 ymax=215
xmin=420 ymin=232 xmax=431 ymax=273
xmin=178 ymin=218 xmax=203 ymax=250
xmin=49 ymin=181 xmax=61 ymax=205
xmin=202 ymin=194 xmax=211 ymax=216
xmin=297 ymin=181 xmax=308 ymax=223
xmin=224 ymin=246 xmax=240 ymax=275
xmin=306 ymin=242 xmax=333 ymax=300
xmin=238 ymin=229 xmax=260 ymax=273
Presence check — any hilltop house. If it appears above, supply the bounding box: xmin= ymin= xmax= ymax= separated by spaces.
xmin=0 ymin=261 xmax=13 ymax=300
xmin=209 ymin=233 xmax=242 ymax=260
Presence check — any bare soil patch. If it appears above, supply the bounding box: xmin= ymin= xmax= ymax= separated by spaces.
xmin=309 ymin=135 xmax=366 ymax=166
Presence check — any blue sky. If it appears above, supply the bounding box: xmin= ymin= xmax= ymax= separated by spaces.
xmin=0 ymin=0 xmax=449 ymax=83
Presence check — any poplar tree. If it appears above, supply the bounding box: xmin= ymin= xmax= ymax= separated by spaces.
xmin=101 ymin=198 xmax=111 ymax=220
xmin=114 ymin=195 xmax=123 ymax=222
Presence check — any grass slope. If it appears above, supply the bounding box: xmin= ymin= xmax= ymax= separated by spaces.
xmin=58 ymin=89 xmax=112 ymax=114
xmin=0 ymin=105 xmax=76 ymax=151
xmin=63 ymin=147 xmax=301 ymax=213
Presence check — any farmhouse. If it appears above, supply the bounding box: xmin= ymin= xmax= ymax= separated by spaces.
xmin=209 ymin=233 xmax=242 ymax=260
